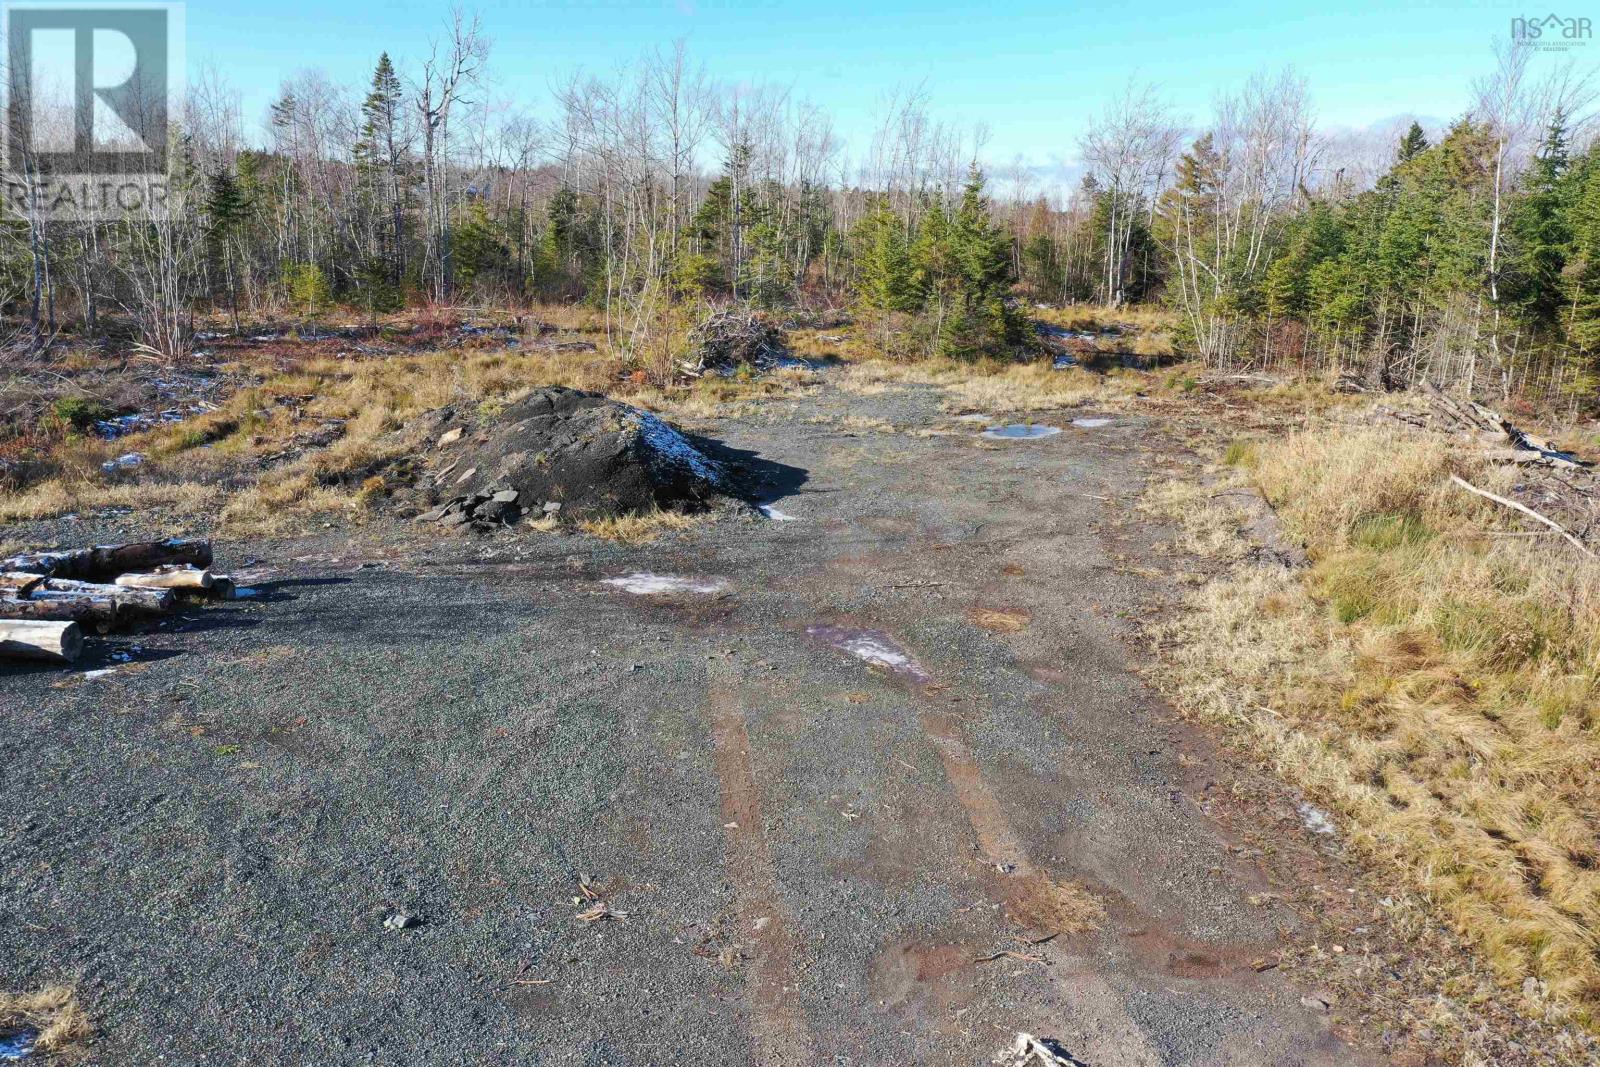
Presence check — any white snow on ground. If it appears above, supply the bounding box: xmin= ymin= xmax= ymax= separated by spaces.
xmin=628 ymin=410 xmax=725 ymax=485
xmin=806 ymin=625 xmax=930 ymax=681
xmin=1297 ymin=802 xmax=1336 ymax=835
xmin=603 ymin=573 xmax=729 ymax=595
xmin=1071 ymin=417 xmax=1113 ymax=428
xmin=759 ymin=504 xmax=799 ymax=521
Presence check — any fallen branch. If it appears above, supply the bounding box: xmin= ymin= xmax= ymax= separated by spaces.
xmin=1449 ymin=475 xmax=1596 ymax=558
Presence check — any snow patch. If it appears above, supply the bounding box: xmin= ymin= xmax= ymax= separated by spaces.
xmin=1297 ymin=802 xmax=1336 ymax=835
xmin=807 ymin=624 xmax=931 ymax=683
xmin=603 ymin=573 xmax=728 ymax=595
xmin=1071 ymin=417 xmax=1113 ymax=428
xmin=628 ymin=410 xmax=724 ymax=485
xmin=759 ymin=503 xmax=799 ymax=521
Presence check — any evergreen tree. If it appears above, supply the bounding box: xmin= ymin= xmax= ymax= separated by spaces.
xmin=205 ymin=167 xmax=250 ymax=332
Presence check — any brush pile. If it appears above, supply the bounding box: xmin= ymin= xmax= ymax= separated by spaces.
xmin=681 ymin=309 xmax=786 ymax=375
xmin=0 ymin=539 xmax=235 ymax=664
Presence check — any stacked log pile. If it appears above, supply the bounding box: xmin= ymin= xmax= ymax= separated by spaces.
xmin=0 ymin=539 xmax=236 ymax=664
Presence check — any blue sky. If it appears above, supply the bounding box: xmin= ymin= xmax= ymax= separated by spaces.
xmin=188 ymin=0 xmax=1538 ymax=172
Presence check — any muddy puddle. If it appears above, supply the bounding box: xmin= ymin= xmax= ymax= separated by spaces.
xmin=980 ymin=424 xmax=1060 ymax=441
xmin=806 ymin=624 xmax=931 ymax=683
xmin=602 ymin=573 xmax=729 ymax=595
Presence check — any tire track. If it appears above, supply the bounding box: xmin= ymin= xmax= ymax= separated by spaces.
xmin=705 ymin=667 xmax=819 ymax=1067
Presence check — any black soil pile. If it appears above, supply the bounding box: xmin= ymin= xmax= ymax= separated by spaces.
xmin=414 ymin=387 xmax=728 ymax=530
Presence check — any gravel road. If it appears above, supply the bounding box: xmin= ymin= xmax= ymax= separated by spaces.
xmin=0 ymin=375 xmax=1382 ymax=1065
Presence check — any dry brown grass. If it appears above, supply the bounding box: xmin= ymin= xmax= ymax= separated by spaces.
xmin=577 ymin=508 xmax=702 ymax=544
xmin=0 ymin=985 xmax=90 ymax=1061
xmin=1148 ymin=424 xmax=1600 ymax=1030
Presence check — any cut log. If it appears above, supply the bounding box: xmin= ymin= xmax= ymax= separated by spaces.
xmin=37 ymin=578 xmax=176 ymax=615
xmin=209 ymin=576 xmax=237 ymax=600
xmin=117 ymin=567 xmax=213 ymax=591
xmin=0 ymin=539 xmax=212 ymax=579
xmin=0 ymin=595 xmax=117 ymax=628
xmin=0 ymin=620 xmax=82 ymax=663
xmin=0 ymin=572 xmax=45 ymax=596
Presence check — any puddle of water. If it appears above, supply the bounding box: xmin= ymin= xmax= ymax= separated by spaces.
xmin=806 ymin=624 xmax=930 ymax=683
xmin=1052 ymin=355 xmax=1079 ymax=370
xmin=603 ymin=573 xmax=728 ymax=595
xmin=1071 ymin=417 xmax=1112 ymax=428
xmin=758 ymin=504 xmax=799 ymax=522
xmin=981 ymin=424 xmax=1061 ymax=441
xmin=0 ymin=1026 xmax=38 ymax=1062
xmin=100 ymin=452 xmax=145 ymax=472
xmin=1297 ymin=802 xmax=1336 ymax=835
xmin=233 ymin=587 xmax=261 ymax=598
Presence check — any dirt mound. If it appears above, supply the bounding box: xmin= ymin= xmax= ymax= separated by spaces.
xmin=416 ymin=387 xmax=727 ymax=530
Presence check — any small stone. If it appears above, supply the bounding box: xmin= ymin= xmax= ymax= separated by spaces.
xmin=437 ymin=426 xmax=464 ymax=447
xmin=542 ymin=501 xmax=562 ymax=513
xmin=416 ymin=506 xmax=450 ymax=522
xmin=1299 ymin=993 xmax=1332 ymax=1013
xmin=440 ymin=511 xmax=471 ymax=527
xmin=492 ymin=488 xmax=519 ymax=503
xmin=383 ymin=913 xmax=418 ymax=931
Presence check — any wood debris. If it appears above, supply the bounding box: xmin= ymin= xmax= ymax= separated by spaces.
xmin=0 ymin=540 xmax=244 ymax=666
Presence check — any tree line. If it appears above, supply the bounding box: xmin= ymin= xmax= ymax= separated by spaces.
xmin=4 ymin=17 xmax=1599 ymax=404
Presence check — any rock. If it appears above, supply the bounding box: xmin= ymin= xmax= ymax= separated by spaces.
xmin=437 ymin=426 xmax=464 ymax=447
xmin=1299 ymin=993 xmax=1333 ymax=1013
xmin=416 ymin=505 xmax=451 ymax=522
xmin=477 ymin=499 xmax=519 ymax=524
xmin=383 ymin=913 xmax=418 ymax=931
xmin=421 ymin=387 xmax=725 ymax=521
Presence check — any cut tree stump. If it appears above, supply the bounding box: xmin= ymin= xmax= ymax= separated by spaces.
xmin=0 ymin=620 xmax=83 ymax=663
xmin=0 ymin=539 xmax=212 ymax=579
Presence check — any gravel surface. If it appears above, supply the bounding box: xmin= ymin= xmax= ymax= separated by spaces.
xmin=1 ymin=376 xmax=1381 ymax=1065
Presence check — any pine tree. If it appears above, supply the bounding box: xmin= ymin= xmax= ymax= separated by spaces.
xmin=355 ymin=54 xmax=408 ymax=287
xmin=205 ymin=167 xmax=250 ymax=332
xmin=852 ymin=196 xmax=917 ymax=313
xmin=1397 ymin=122 xmax=1429 ymax=164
